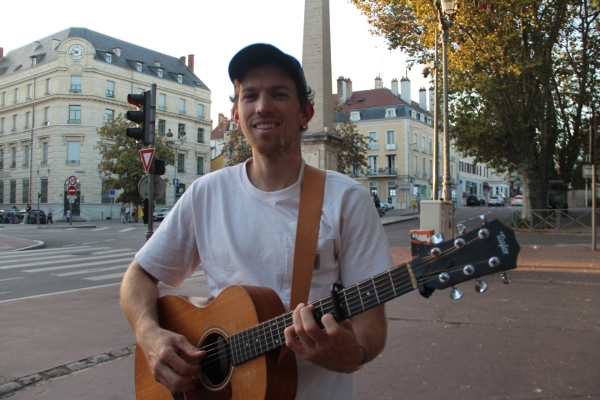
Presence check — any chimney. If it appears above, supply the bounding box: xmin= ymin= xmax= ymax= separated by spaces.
xmin=345 ymin=78 xmax=353 ymax=100
xmin=218 ymin=113 xmax=225 ymax=125
xmin=429 ymin=87 xmax=434 ymax=112
xmin=113 ymin=47 xmax=121 ymax=57
xmin=391 ymin=78 xmax=399 ymax=97
xmin=33 ymin=41 xmax=41 ymax=51
xmin=374 ymin=76 xmax=383 ymax=89
xmin=337 ymin=76 xmax=346 ymax=105
xmin=400 ymin=77 xmax=411 ymax=104
xmin=419 ymin=87 xmax=427 ymax=110
xmin=180 ymin=56 xmax=186 ymax=64
xmin=188 ymin=54 xmax=195 ymax=72
xmin=52 ymin=39 xmax=61 ymax=50
xmin=0 ymin=47 xmax=3 ymax=60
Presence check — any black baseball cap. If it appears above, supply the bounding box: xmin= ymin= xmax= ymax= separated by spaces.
xmin=228 ymin=43 xmax=307 ymax=86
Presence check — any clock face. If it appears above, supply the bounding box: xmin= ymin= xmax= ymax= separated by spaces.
xmin=68 ymin=44 xmax=85 ymax=60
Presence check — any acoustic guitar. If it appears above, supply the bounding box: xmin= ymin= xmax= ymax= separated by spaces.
xmin=135 ymin=219 xmax=520 ymax=400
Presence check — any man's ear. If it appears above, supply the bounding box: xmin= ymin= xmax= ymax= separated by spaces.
xmin=232 ymin=106 xmax=240 ymax=128
xmin=300 ymin=103 xmax=314 ymax=128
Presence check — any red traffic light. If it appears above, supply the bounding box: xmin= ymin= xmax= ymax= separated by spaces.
xmin=127 ymin=93 xmax=145 ymax=108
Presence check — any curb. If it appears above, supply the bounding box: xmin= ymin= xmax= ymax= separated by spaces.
xmin=15 ymin=240 xmax=46 ymax=251
xmin=382 ymin=215 xmax=419 ymax=226
xmin=37 ymin=225 xmax=97 ymax=229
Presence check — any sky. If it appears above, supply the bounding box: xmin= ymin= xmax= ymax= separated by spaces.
xmin=1 ymin=0 xmax=432 ymax=126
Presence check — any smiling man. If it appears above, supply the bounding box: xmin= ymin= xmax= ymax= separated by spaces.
xmin=120 ymin=44 xmax=394 ymax=399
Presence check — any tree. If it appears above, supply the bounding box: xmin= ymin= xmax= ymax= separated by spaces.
xmin=334 ymin=109 xmax=370 ymax=175
xmin=351 ymin=0 xmax=600 ymax=214
xmin=96 ymin=113 xmax=174 ymax=205
xmin=220 ymin=128 xmax=252 ymax=167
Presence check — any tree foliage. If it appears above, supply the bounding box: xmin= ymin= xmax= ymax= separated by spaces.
xmin=221 ymin=128 xmax=253 ymax=167
xmin=96 ymin=113 xmax=174 ymax=205
xmin=351 ymin=0 xmax=600 ymax=212
xmin=335 ymin=109 xmax=370 ymax=175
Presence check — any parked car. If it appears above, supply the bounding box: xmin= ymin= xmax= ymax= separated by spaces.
xmin=380 ymin=202 xmax=393 ymax=212
xmin=487 ymin=196 xmax=505 ymax=206
xmin=476 ymin=195 xmax=486 ymax=206
xmin=511 ymin=195 xmax=523 ymax=207
xmin=466 ymin=195 xmax=480 ymax=206
xmin=22 ymin=209 xmax=47 ymax=224
xmin=153 ymin=206 xmax=172 ymax=221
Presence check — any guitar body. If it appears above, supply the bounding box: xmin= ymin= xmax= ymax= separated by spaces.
xmin=135 ymin=285 xmax=298 ymax=400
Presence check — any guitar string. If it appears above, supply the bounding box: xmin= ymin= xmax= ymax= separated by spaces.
xmin=193 ymin=235 xmax=487 ymax=374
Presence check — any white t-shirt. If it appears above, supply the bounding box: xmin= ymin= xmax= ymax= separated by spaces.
xmin=136 ymin=159 xmax=394 ymax=400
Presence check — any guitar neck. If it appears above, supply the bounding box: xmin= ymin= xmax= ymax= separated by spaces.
xmin=229 ymin=262 xmax=416 ymax=366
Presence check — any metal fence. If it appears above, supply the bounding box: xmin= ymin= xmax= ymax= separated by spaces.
xmin=510 ymin=208 xmax=600 ymax=232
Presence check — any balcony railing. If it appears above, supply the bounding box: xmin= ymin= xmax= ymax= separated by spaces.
xmin=385 ymin=143 xmax=397 ymax=150
xmin=429 ymin=149 xmax=433 ymax=155
xmin=451 ymin=155 xmax=455 ymax=161
xmin=66 ymin=159 xmax=80 ymax=165
xmin=368 ymin=143 xmax=379 ymax=150
xmin=67 ymin=119 xmax=81 ymax=124
xmin=366 ymin=167 xmax=397 ymax=176
xmin=106 ymin=90 xmax=114 ymax=97
xmin=158 ymin=105 xmax=167 ymax=110
xmin=179 ymin=110 xmax=186 ymax=115
xmin=414 ymin=170 xmax=420 ymax=177
xmin=412 ymin=143 xmax=419 ymax=151
xmin=40 ymin=160 xmax=48 ymax=165
xmin=22 ymin=162 xmax=29 ymax=167
xmin=69 ymin=86 xmax=82 ymax=93
xmin=11 ymin=161 xmax=17 ymax=168
xmin=42 ymin=121 xmax=50 ymax=126
xmin=423 ymin=172 xmax=428 ymax=178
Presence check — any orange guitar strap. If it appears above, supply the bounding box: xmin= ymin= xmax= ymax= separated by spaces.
xmin=289 ymin=164 xmax=326 ymax=311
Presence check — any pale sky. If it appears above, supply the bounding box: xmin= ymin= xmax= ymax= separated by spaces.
xmin=1 ymin=0 xmax=431 ymax=126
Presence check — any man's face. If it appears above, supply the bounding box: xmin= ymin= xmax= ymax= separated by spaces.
xmin=233 ymin=63 xmax=313 ymax=158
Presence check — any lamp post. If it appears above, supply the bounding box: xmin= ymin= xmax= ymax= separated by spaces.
xmin=422 ymin=28 xmax=440 ymax=200
xmin=435 ymin=0 xmax=457 ymax=202
xmin=166 ymin=128 xmax=186 ymax=205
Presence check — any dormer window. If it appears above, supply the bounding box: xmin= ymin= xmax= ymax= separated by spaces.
xmin=427 ymin=117 xmax=432 ymax=125
xmin=411 ymin=110 xmax=417 ymax=119
xmin=350 ymin=111 xmax=360 ymax=121
xmin=177 ymin=74 xmax=183 ymax=84
xmin=30 ymin=57 xmax=37 ymax=66
xmin=385 ymin=108 xmax=396 ymax=118
xmin=136 ymin=62 xmax=142 ymax=72
xmin=420 ymin=114 xmax=425 ymax=122
xmin=158 ymin=69 xmax=164 ymax=78
xmin=105 ymin=53 xmax=112 ymax=63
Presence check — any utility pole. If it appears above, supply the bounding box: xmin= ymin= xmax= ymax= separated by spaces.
xmin=591 ymin=104 xmax=596 ymax=250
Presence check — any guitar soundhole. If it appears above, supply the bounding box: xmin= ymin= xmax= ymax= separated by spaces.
xmin=200 ymin=332 xmax=231 ymax=388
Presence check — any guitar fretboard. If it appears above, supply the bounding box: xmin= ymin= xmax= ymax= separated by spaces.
xmin=229 ymin=264 xmax=415 ymax=365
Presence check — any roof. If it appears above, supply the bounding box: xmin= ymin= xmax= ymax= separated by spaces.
xmin=211 ymin=117 xmax=230 ymax=140
xmin=0 ymin=27 xmax=209 ymax=91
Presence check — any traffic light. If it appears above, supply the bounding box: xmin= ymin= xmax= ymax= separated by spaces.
xmin=126 ymin=91 xmax=152 ymax=146
xmin=142 ymin=198 xmax=149 ymax=225
xmin=153 ymin=159 xmax=166 ymax=176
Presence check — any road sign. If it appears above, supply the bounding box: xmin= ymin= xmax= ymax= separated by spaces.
xmin=69 ymin=199 xmax=75 ymax=204
xmin=582 ymin=164 xmax=599 ymax=179
xmin=68 ymin=175 xmax=77 ymax=186
xmin=173 ymin=178 xmax=179 ymax=186
xmin=67 ymin=195 xmax=78 ymax=200
xmin=67 ymin=186 xmax=77 ymax=196
xmin=140 ymin=148 xmax=155 ymax=173
xmin=109 ymin=189 xmax=116 ymax=197
xmin=138 ymin=175 xmax=166 ymax=201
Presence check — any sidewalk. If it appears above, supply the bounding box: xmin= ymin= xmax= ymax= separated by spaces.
xmin=1 ymin=241 xmax=598 ymax=398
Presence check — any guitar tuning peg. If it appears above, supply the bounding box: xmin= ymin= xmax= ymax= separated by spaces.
xmin=501 ymin=272 xmax=511 ymax=284
xmin=450 ymin=286 xmax=463 ymax=300
xmin=475 ymin=278 xmax=488 ymax=293
xmin=432 ymin=233 xmax=444 ymax=245
xmin=479 ymin=215 xmax=487 ymax=225
xmin=456 ymin=224 xmax=466 ymax=235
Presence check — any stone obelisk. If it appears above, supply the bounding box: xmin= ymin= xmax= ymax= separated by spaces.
xmin=301 ymin=0 xmax=341 ymax=170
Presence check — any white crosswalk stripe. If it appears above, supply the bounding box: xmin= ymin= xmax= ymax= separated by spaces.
xmin=0 ymin=250 xmax=132 ymax=270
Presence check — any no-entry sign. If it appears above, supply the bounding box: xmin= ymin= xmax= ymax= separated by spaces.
xmin=67 ymin=186 xmax=77 ymax=196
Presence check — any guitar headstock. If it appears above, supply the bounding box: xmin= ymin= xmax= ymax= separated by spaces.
xmin=411 ymin=219 xmax=520 ymax=299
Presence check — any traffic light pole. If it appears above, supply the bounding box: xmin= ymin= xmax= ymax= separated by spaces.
xmin=146 ymin=83 xmax=157 ymax=242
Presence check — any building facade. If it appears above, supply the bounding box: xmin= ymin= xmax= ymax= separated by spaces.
xmin=0 ymin=28 xmax=211 ymax=220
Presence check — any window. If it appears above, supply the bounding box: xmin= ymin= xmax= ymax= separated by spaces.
xmin=25 ymin=111 xmax=30 ymax=129
xmin=0 ymin=148 xmax=3 ymax=169
xmin=157 ymin=69 xmax=163 ymax=78
xmin=67 ymin=141 xmax=80 ymax=164
xmin=45 ymin=78 xmax=51 ymax=95
xmin=157 ymin=119 xmax=166 ymax=135
xmin=177 ymin=74 xmax=183 ymax=84
xmin=420 ymin=114 xmax=425 ymax=122
xmin=14 ymin=88 xmax=18 ymax=103
xmin=40 ymin=178 xmax=48 ymax=203
xmin=387 ymin=154 xmax=396 ymax=170
xmin=368 ymin=155 xmax=378 ymax=174
xmin=1 ymin=91 xmax=5 ymax=106
xmin=10 ymin=180 xmax=16 ymax=203
xmin=197 ymin=127 xmax=204 ymax=143
xmin=0 ymin=181 xmax=3 ymax=203
xmin=197 ymin=104 xmax=205 ymax=119
xmin=43 ymin=107 xmax=49 ymax=125
xmin=386 ymin=130 xmax=396 ymax=150
xmin=27 ymin=84 xmax=32 ymax=100
xmin=427 ymin=117 xmax=432 ymax=125
xmin=414 ymin=155 xmax=418 ymax=175
xmin=429 ymin=138 xmax=433 ymax=155
xmin=178 ymin=123 xmax=185 ymax=134
xmin=422 ymin=135 xmax=426 ymax=153
xmin=106 ymin=81 xmax=115 ymax=97
xmin=22 ymin=178 xmax=29 ymax=203
xmin=1 ymin=117 xmax=4 ymax=133
xmin=350 ymin=111 xmax=360 ymax=121
xmin=158 ymin=94 xmax=166 ymax=110
xmin=385 ymin=108 xmax=396 ymax=118
xmin=68 ymin=105 xmax=81 ymax=124
xmin=179 ymin=99 xmax=186 ymax=114
xmin=70 ymin=76 xmax=82 ymax=93
xmin=23 ymin=145 xmax=30 ymax=167
xmin=411 ymin=110 xmax=417 ymax=119
xmin=136 ymin=62 xmax=142 ymax=72
xmin=177 ymin=153 xmax=185 ymax=173
xmin=368 ymin=132 xmax=377 ymax=150
xmin=105 ymin=53 xmax=112 ymax=63
xmin=31 ymin=57 xmax=37 ymax=66
xmin=104 ymin=109 xmax=114 ymax=122
xmin=196 ymin=157 xmax=204 ymax=175
xmin=423 ymin=157 xmax=427 ymax=177
xmin=42 ymin=142 xmax=48 ymax=165
xmin=12 ymin=114 xmax=17 ymax=131
xmin=11 ymin=148 xmax=17 ymax=168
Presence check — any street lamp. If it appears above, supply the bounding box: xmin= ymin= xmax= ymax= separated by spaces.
xmin=166 ymin=128 xmax=186 ymax=205
xmin=422 ymin=29 xmax=440 ymax=200
xmin=435 ymin=0 xmax=457 ymax=202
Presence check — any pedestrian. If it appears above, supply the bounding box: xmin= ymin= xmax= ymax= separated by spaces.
xmin=131 ymin=205 xmax=137 ymax=223
xmin=21 ymin=202 xmax=32 ymax=224
xmin=120 ymin=43 xmax=393 ymax=399
xmin=66 ymin=209 xmax=71 ymax=223
xmin=47 ymin=209 xmax=53 ymax=224
xmin=120 ymin=204 xmax=126 ymax=223
xmin=374 ymin=193 xmax=383 ymax=217
xmin=125 ymin=205 xmax=131 ymax=223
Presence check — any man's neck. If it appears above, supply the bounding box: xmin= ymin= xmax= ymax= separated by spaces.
xmin=246 ymin=154 xmax=303 ymax=192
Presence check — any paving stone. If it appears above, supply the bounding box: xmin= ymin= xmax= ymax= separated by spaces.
xmin=42 ymin=366 xmax=70 ymax=379
xmin=109 ymin=347 xmax=131 ymax=358
xmin=67 ymin=361 xmax=88 ymax=371
xmin=18 ymin=373 xmax=43 ymax=386
xmin=86 ymin=353 xmax=112 ymax=365
xmin=0 ymin=381 xmax=22 ymax=395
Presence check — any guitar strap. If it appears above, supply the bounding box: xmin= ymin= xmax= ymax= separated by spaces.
xmin=289 ymin=164 xmax=326 ymax=311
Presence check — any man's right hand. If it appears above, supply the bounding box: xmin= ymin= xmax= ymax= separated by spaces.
xmin=139 ymin=327 xmax=205 ymax=393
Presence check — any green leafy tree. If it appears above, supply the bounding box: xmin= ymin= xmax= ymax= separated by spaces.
xmin=96 ymin=113 xmax=174 ymax=205
xmin=221 ymin=128 xmax=253 ymax=167
xmin=335 ymin=109 xmax=370 ymax=175
xmin=351 ymin=0 xmax=600 ymax=213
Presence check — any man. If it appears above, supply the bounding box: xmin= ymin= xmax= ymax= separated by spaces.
xmin=21 ymin=203 xmax=32 ymax=224
xmin=120 ymin=43 xmax=393 ymax=399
